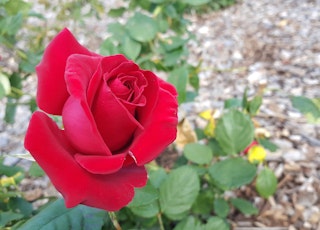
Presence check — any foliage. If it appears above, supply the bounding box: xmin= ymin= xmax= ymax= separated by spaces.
xmin=291 ymin=96 xmax=320 ymax=123
xmin=0 ymin=0 xmax=288 ymax=230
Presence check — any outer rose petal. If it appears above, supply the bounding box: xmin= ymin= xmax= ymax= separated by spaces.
xmin=36 ymin=28 xmax=94 ymax=115
xmin=63 ymin=96 xmax=112 ymax=155
xmin=131 ymin=82 xmax=178 ymax=165
xmin=24 ymin=111 xmax=147 ymax=211
xmin=74 ymin=153 xmax=127 ymax=174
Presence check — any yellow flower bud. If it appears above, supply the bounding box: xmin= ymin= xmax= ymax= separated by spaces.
xmin=248 ymin=145 xmax=266 ymax=163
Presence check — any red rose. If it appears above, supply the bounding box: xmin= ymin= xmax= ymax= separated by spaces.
xmin=24 ymin=28 xmax=178 ymax=211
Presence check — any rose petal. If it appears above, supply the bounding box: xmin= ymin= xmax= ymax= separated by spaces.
xmin=63 ymin=96 xmax=111 ymax=155
xmin=36 ymin=28 xmax=94 ymax=115
xmin=103 ymin=60 xmax=139 ymax=78
xmin=24 ymin=111 xmax=147 ymax=211
xmin=24 ymin=111 xmax=87 ymax=207
xmin=131 ymin=83 xmax=178 ymax=165
xmin=92 ymin=81 xmax=143 ymax=152
xmin=81 ymin=164 xmax=147 ymax=211
xmin=65 ymin=54 xmax=102 ymax=99
xmin=135 ymin=71 xmax=159 ymax=125
xmin=74 ymin=153 xmax=127 ymax=174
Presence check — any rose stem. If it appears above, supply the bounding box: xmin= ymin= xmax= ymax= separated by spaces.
xmin=157 ymin=213 xmax=165 ymax=230
xmin=108 ymin=212 xmax=122 ymax=230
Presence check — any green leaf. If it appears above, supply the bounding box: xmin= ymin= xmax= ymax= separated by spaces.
xmin=0 ymin=161 xmax=23 ymax=176
xmin=230 ymin=198 xmax=259 ymax=215
xmin=126 ymin=13 xmax=158 ymax=42
xmin=163 ymin=48 xmax=184 ymax=67
xmin=148 ymin=167 xmax=167 ymax=188
xmin=0 ymin=73 xmax=11 ymax=99
xmin=208 ymin=157 xmax=257 ymax=190
xmin=179 ymin=0 xmax=211 ymax=6
xmin=127 ymin=182 xmax=160 ymax=218
xmin=0 ymin=211 xmax=24 ymax=227
xmin=258 ymin=138 xmax=278 ymax=152
xmin=191 ymin=189 xmax=214 ymax=215
xmin=183 ymin=143 xmax=213 ymax=165
xmin=108 ymin=7 xmax=126 ymax=17
xmin=161 ymin=37 xmax=186 ymax=52
xmin=150 ymin=0 xmax=165 ymax=3
xmin=108 ymin=22 xmax=126 ymax=38
xmin=248 ymin=95 xmax=262 ymax=115
xmin=159 ymin=166 xmax=200 ymax=220
xmin=29 ymin=162 xmax=45 ymax=177
xmin=17 ymin=199 xmax=108 ymax=230
xmin=122 ymin=36 xmax=141 ymax=60
xmin=129 ymin=200 xmax=159 ymax=218
xmin=291 ymin=96 xmax=320 ymax=119
xmin=168 ymin=66 xmax=188 ymax=104
xmin=3 ymin=0 xmax=30 ymax=15
xmin=215 ymin=110 xmax=254 ymax=155
xmin=99 ymin=38 xmax=119 ymax=56
xmin=224 ymin=98 xmax=242 ymax=109
xmin=128 ymin=182 xmax=158 ymax=207
xmin=204 ymin=217 xmax=230 ymax=230
xmin=208 ymin=138 xmax=227 ymax=156
xmin=5 ymin=99 xmax=17 ymax=124
xmin=214 ymin=198 xmax=230 ymax=218
xmin=9 ymin=197 xmax=33 ymax=217
xmin=256 ymin=167 xmax=278 ymax=198
xmin=174 ymin=216 xmax=203 ymax=230
xmin=0 ymin=13 xmax=23 ymax=36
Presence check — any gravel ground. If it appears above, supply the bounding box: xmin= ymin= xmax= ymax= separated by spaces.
xmin=1 ymin=0 xmax=320 ymax=229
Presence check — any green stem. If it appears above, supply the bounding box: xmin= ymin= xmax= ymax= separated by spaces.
xmin=157 ymin=213 xmax=165 ymax=230
xmin=108 ymin=212 xmax=122 ymax=230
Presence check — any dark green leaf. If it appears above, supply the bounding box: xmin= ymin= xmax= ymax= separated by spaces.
xmin=191 ymin=189 xmax=214 ymax=215
xmin=9 ymin=197 xmax=33 ymax=217
xmin=168 ymin=66 xmax=188 ymax=104
xmin=230 ymin=198 xmax=258 ymax=215
xmin=108 ymin=22 xmax=126 ymax=38
xmin=148 ymin=167 xmax=167 ymax=188
xmin=129 ymin=200 xmax=159 ymax=218
xmin=108 ymin=7 xmax=126 ymax=17
xmin=214 ymin=198 xmax=230 ymax=218
xmin=17 ymin=199 xmax=108 ymax=230
xmin=256 ymin=167 xmax=278 ymax=198
xmin=184 ymin=143 xmax=213 ymax=165
xmin=122 ymin=36 xmax=141 ymax=60
xmin=99 ymin=38 xmax=119 ymax=56
xmin=0 ymin=162 xmax=23 ymax=176
xmin=248 ymin=95 xmax=262 ymax=115
xmin=128 ymin=182 xmax=158 ymax=207
xmin=29 ymin=162 xmax=45 ymax=177
xmin=179 ymin=0 xmax=211 ymax=6
xmin=161 ymin=37 xmax=186 ymax=52
xmin=208 ymin=157 xmax=257 ymax=190
xmin=291 ymin=96 xmax=320 ymax=119
xmin=173 ymin=216 xmax=203 ymax=230
xmin=208 ymin=138 xmax=227 ymax=156
xmin=5 ymin=99 xmax=17 ymax=124
xmin=224 ymin=98 xmax=242 ymax=109
xmin=204 ymin=216 xmax=230 ymax=230
xmin=126 ymin=13 xmax=158 ymax=42
xmin=0 ymin=211 xmax=24 ymax=227
xmin=159 ymin=166 xmax=200 ymax=220
xmin=258 ymin=138 xmax=278 ymax=152
xmin=163 ymin=49 xmax=184 ymax=67
xmin=215 ymin=110 xmax=254 ymax=155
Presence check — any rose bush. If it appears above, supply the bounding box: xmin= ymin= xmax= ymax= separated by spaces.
xmin=24 ymin=28 xmax=178 ymax=211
